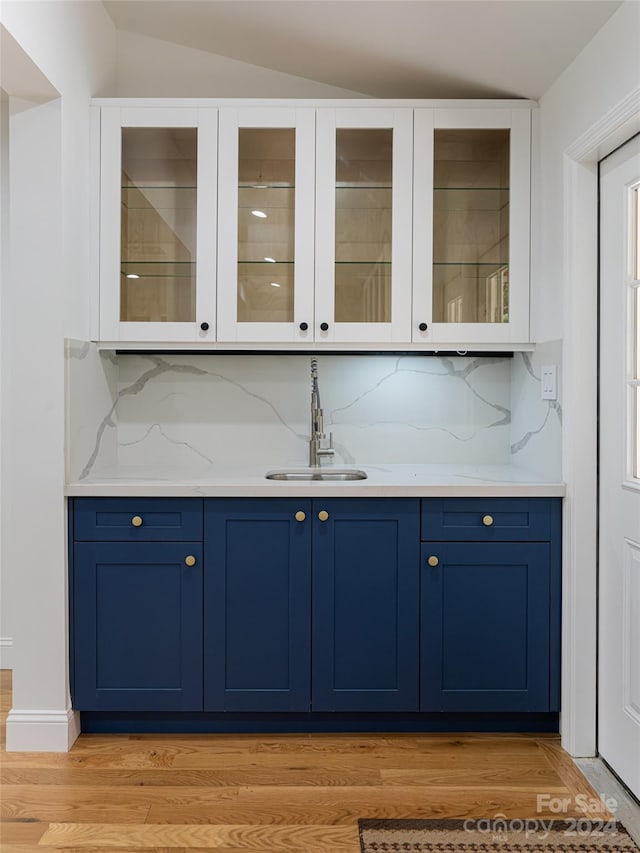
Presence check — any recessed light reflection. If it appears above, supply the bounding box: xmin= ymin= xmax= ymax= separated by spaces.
xmin=251 ymin=209 xmax=267 ymax=218
xmin=126 ymin=274 xmax=140 ymax=279
xmin=270 ymin=282 xmax=281 ymax=288
xmin=264 ymin=257 xmax=276 ymax=263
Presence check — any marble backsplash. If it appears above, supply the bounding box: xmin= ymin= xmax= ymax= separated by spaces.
xmin=65 ymin=342 xmax=563 ymax=481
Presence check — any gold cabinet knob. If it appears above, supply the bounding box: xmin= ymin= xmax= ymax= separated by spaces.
xmin=482 ymin=514 xmax=494 ymax=527
xmin=131 ymin=516 xmax=143 ymax=527
xmin=318 ymin=510 xmax=329 ymax=522
xmin=184 ymin=555 xmax=196 ymax=567
xmin=427 ymin=555 xmax=439 ymax=567
xmin=295 ymin=511 xmax=306 ymax=522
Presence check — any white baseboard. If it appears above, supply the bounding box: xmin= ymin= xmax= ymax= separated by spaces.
xmin=5 ymin=708 xmax=80 ymax=752
xmin=0 ymin=637 xmax=13 ymax=670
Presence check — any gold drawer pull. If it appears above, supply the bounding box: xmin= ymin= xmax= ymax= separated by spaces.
xmin=131 ymin=515 xmax=143 ymax=527
xmin=427 ymin=555 xmax=439 ymax=567
xmin=482 ymin=515 xmax=494 ymax=527
xmin=318 ymin=510 xmax=329 ymax=522
xmin=184 ymin=555 xmax=196 ymax=567
xmin=295 ymin=511 xmax=306 ymax=522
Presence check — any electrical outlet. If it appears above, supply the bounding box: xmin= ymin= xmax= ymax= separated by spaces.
xmin=541 ymin=365 xmax=557 ymax=400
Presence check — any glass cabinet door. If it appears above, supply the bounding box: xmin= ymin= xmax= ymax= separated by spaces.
xmin=413 ymin=109 xmax=530 ymax=344
xmin=217 ymin=109 xmax=315 ymax=342
xmin=315 ymin=109 xmax=413 ymax=343
xmin=120 ymin=127 xmax=197 ymax=325
xmin=99 ymin=107 xmax=217 ymax=342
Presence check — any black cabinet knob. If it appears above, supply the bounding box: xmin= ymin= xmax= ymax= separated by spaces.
xmin=299 ymin=322 xmax=309 ymax=331
xmin=200 ymin=322 xmax=210 ymax=331
xmin=418 ymin=322 xmax=428 ymax=332
xmin=320 ymin=322 xmax=329 ymax=332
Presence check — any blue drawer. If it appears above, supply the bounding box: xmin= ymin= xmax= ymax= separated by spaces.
xmin=421 ymin=498 xmax=553 ymax=541
xmin=73 ymin=498 xmax=203 ymax=542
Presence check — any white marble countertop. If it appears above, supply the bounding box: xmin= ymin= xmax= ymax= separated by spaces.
xmin=65 ymin=463 xmax=565 ymax=498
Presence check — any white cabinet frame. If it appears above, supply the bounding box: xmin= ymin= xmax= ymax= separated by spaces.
xmin=315 ymin=109 xmax=413 ymax=343
xmin=217 ymin=108 xmax=315 ymax=343
xmin=99 ymin=107 xmax=218 ymax=343
xmin=413 ymin=108 xmax=531 ymax=344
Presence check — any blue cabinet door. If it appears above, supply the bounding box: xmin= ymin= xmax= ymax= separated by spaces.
xmin=204 ymin=499 xmax=312 ymax=712
xmin=312 ymin=499 xmax=420 ymax=712
xmin=73 ymin=541 xmax=203 ymax=711
xmin=420 ymin=541 xmax=550 ymax=712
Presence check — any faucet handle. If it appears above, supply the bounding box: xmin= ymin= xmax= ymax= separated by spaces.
xmin=318 ymin=432 xmax=335 ymax=458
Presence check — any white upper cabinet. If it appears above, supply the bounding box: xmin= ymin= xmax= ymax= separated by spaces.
xmin=413 ymin=109 xmax=531 ymax=344
xmin=217 ymin=108 xmax=315 ymax=343
xmin=95 ymin=101 xmax=532 ymax=349
xmin=315 ymin=109 xmax=413 ymax=343
xmin=99 ymin=107 xmax=217 ymax=343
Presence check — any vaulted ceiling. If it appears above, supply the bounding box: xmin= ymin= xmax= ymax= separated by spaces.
xmin=104 ymin=0 xmax=622 ymax=99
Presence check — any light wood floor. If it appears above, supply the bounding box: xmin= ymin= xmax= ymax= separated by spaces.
xmin=0 ymin=670 xmax=607 ymax=852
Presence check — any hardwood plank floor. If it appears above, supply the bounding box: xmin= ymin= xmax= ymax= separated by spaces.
xmin=0 ymin=670 xmax=607 ymax=851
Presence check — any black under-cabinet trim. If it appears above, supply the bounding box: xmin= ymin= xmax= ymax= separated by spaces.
xmin=80 ymin=711 xmax=558 ymax=734
xmin=114 ymin=350 xmax=515 ymax=358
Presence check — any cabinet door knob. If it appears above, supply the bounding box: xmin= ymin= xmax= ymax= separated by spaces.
xmin=320 ymin=322 xmax=329 ymax=332
xmin=482 ymin=514 xmax=494 ymax=526
xmin=318 ymin=510 xmax=329 ymax=522
xmin=131 ymin=516 xmax=143 ymax=527
xmin=184 ymin=555 xmax=196 ymax=567
xmin=295 ymin=511 xmax=306 ymax=522
xmin=299 ymin=322 xmax=309 ymax=331
xmin=200 ymin=322 xmax=210 ymax=331
xmin=427 ymin=555 xmax=439 ymax=567
xmin=418 ymin=322 xmax=428 ymax=332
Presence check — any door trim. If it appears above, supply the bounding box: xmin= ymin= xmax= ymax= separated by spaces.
xmin=561 ymin=87 xmax=640 ymax=757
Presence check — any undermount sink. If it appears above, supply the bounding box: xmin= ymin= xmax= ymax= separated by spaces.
xmin=265 ymin=468 xmax=368 ymax=481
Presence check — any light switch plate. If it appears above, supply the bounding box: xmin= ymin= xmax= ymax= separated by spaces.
xmin=541 ymin=365 xmax=557 ymax=400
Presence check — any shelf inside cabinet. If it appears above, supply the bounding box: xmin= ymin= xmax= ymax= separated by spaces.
xmin=121 ymin=262 xmax=196 ymax=277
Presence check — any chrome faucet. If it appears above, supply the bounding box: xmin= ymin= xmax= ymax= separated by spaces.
xmin=309 ymin=358 xmax=335 ymax=467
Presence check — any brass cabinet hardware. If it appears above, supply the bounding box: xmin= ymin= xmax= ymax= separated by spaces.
xmin=482 ymin=514 xmax=494 ymax=526
xmin=318 ymin=510 xmax=329 ymax=522
xmin=295 ymin=511 xmax=306 ymax=522
xmin=131 ymin=516 xmax=143 ymax=527
xmin=184 ymin=555 xmax=196 ymax=567
xmin=427 ymin=555 xmax=439 ymax=567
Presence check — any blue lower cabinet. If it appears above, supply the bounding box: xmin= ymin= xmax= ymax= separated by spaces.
xmin=204 ymin=499 xmax=312 ymax=712
xmin=73 ymin=541 xmax=203 ymax=711
xmin=312 ymin=499 xmax=420 ymax=712
xmin=71 ymin=496 xmax=560 ymax=726
xmin=420 ymin=541 xmax=550 ymax=712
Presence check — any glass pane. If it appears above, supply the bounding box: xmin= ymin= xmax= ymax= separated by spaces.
xmin=335 ymin=129 xmax=392 ymax=323
xmin=237 ymin=128 xmax=295 ymax=323
xmin=433 ymin=129 xmax=510 ymax=323
xmin=635 ymin=187 xmax=640 ymax=281
xmin=630 ymin=188 xmax=639 ymax=480
xmin=634 ymin=387 xmax=640 ymax=480
xmin=636 ymin=286 xmax=640 ymax=379
xmin=121 ymin=128 xmax=197 ymax=323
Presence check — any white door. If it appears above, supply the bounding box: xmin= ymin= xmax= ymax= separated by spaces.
xmin=217 ymin=108 xmax=315 ymax=343
xmin=100 ymin=107 xmax=218 ymax=343
xmin=315 ymin=108 xmax=413 ymax=343
xmin=599 ymin=134 xmax=640 ymax=799
xmin=412 ymin=108 xmax=530 ymax=345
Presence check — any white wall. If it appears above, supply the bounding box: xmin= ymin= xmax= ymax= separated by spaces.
xmin=0 ymin=0 xmax=116 ymax=750
xmin=116 ymin=30 xmax=367 ymax=98
xmin=531 ymin=0 xmax=640 ymax=343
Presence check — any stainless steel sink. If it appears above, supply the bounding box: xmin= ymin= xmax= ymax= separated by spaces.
xmin=265 ymin=468 xmax=367 ymax=481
